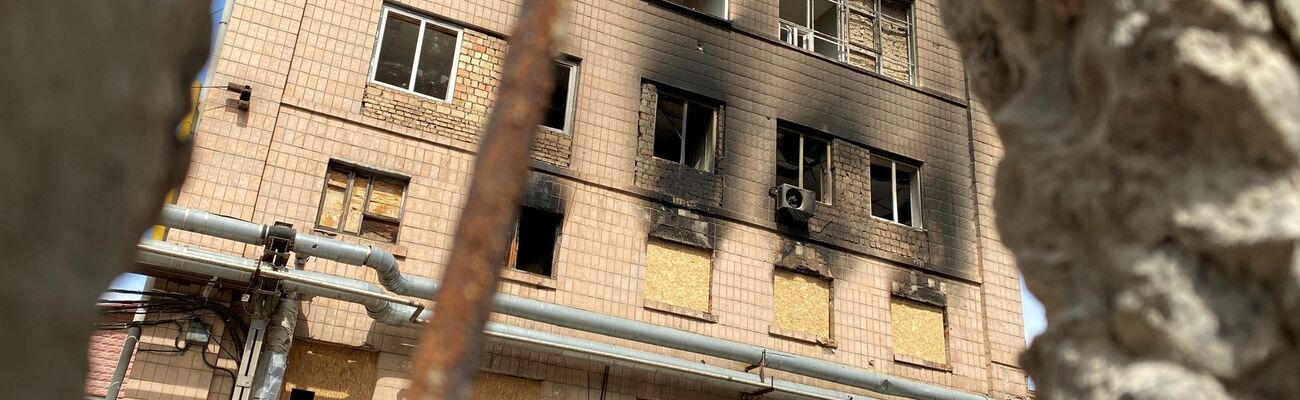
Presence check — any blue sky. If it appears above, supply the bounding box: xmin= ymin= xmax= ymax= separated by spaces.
xmin=1022 ymin=278 xmax=1046 ymax=344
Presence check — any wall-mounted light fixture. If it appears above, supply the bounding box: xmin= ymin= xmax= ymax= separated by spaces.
xmin=226 ymin=82 xmax=252 ymax=111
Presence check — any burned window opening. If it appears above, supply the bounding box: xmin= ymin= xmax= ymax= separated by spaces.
xmin=652 ymin=90 xmax=718 ymax=172
xmin=870 ymin=155 xmax=920 ymax=227
xmin=508 ymin=207 xmax=563 ymax=277
xmin=776 ymin=126 xmax=832 ymax=203
xmin=542 ymin=60 xmax=578 ymax=132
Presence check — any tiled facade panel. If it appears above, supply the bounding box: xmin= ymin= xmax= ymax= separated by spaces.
xmin=149 ymin=0 xmax=1029 ymax=398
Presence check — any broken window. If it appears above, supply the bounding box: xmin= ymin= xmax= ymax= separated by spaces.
xmin=773 ymin=269 xmax=832 ymax=339
xmin=870 ymin=155 xmax=921 ymax=227
xmin=542 ymin=60 xmax=578 ymax=132
xmin=890 ymin=298 xmax=948 ymax=365
xmin=316 ymin=164 xmax=407 ymax=242
xmin=644 ymin=239 xmax=713 ymax=313
xmin=663 ymin=0 xmax=728 ymax=19
xmin=507 ymin=207 xmax=563 ymax=277
xmin=652 ymin=89 xmax=718 ymax=172
xmin=780 ymin=0 xmax=914 ymax=83
xmin=775 ymin=126 xmax=832 ymax=202
xmin=371 ymin=7 xmax=463 ymax=101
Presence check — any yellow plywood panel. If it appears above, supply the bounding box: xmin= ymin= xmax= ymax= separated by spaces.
xmin=644 ymin=239 xmax=713 ymax=312
xmin=343 ymin=176 xmax=369 ymax=233
xmin=318 ymin=170 xmax=349 ymax=229
xmin=773 ymin=270 xmax=831 ymax=338
xmin=470 ymin=372 xmax=541 ymax=400
xmin=367 ymin=178 xmax=404 ymax=219
xmin=891 ymin=298 xmax=948 ymax=365
xmin=281 ymin=340 xmax=378 ymax=399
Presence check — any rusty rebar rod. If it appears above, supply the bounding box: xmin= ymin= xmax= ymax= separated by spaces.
xmin=407 ymin=1 xmax=565 ymax=399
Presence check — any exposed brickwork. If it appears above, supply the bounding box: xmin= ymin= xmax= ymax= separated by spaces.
xmin=141 ymin=0 xmax=1031 ymax=398
xmin=85 ymin=313 xmax=134 ymax=399
xmin=634 ymin=82 xmax=726 ymax=208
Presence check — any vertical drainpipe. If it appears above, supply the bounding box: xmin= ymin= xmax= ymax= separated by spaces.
xmin=250 ymin=291 xmax=298 ymax=400
xmin=103 ymin=325 xmax=142 ymax=400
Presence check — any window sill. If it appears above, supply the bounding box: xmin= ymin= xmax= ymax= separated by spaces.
xmin=367 ymin=80 xmax=454 ymax=104
xmin=894 ymin=354 xmax=951 ymax=372
xmin=645 ymin=300 xmax=718 ymax=323
xmin=869 ymin=216 xmax=925 ymax=232
xmin=768 ymin=325 xmax=836 ymax=348
xmin=500 ymin=268 xmax=557 ymax=290
xmin=311 ymin=228 xmax=409 ymax=258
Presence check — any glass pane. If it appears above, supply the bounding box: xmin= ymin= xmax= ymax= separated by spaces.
xmin=672 ymin=0 xmax=727 ymax=17
xmin=812 ymin=0 xmax=840 ymax=37
xmin=775 ymin=129 xmax=801 ymax=189
xmin=813 ymin=33 xmax=841 ymax=59
xmin=683 ymin=102 xmax=716 ymax=171
xmin=318 ymin=170 xmax=349 ymax=229
xmin=359 ymin=217 xmax=399 ymax=242
xmin=779 ymin=0 xmax=809 ymax=27
xmin=367 ymin=178 xmax=404 ymax=219
xmin=542 ymin=63 xmax=572 ymax=131
xmin=653 ymin=95 xmax=686 ymax=163
xmin=870 ymin=161 xmax=893 ymax=220
xmin=413 ymin=23 xmax=459 ymax=99
xmin=896 ymin=166 xmax=915 ymax=226
xmin=374 ymin=12 xmax=420 ymax=89
xmin=344 ymin=175 xmax=370 ymax=233
xmin=802 ymin=136 xmax=829 ymax=201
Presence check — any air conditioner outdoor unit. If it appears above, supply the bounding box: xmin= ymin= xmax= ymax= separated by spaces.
xmin=770 ymin=183 xmax=816 ymax=222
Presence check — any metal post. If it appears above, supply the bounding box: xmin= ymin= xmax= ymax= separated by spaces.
xmin=103 ymin=325 xmax=141 ymax=400
xmin=231 ymin=311 xmax=269 ymax=400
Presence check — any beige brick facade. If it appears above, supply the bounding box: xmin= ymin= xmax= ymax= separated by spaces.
xmin=122 ymin=0 xmax=1029 ymax=399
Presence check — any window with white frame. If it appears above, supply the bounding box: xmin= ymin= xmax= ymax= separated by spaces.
xmin=542 ymin=60 xmax=578 ymax=132
xmin=663 ymin=0 xmax=728 ymax=19
xmin=652 ymin=89 xmax=718 ymax=172
xmin=870 ymin=155 xmax=920 ymax=227
xmin=775 ymin=126 xmax=832 ymax=203
xmin=779 ymin=0 xmax=915 ymax=83
xmin=370 ymin=7 xmax=463 ymax=101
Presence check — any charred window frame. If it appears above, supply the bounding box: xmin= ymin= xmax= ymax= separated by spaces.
xmin=660 ymin=0 xmax=729 ymax=19
xmin=778 ymin=0 xmax=915 ymax=83
xmin=775 ymin=125 xmax=833 ymax=203
xmin=541 ymin=59 xmax=579 ymax=133
xmin=870 ymin=155 xmax=921 ymax=227
xmin=315 ymin=163 xmax=409 ymax=243
xmin=652 ymin=88 xmax=719 ymax=172
xmin=506 ymin=207 xmax=564 ymax=277
xmin=369 ymin=6 xmax=464 ymax=102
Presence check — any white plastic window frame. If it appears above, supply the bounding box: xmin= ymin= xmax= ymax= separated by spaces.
xmin=779 ymin=127 xmax=835 ymax=205
xmin=779 ymin=0 xmax=916 ymax=84
xmin=368 ymin=6 xmax=465 ymax=103
xmin=870 ymin=156 xmax=922 ymax=228
xmin=541 ymin=59 xmax=579 ymax=134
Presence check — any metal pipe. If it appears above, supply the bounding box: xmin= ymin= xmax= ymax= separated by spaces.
xmin=152 ymin=206 xmax=988 ymax=400
xmin=103 ymin=325 xmax=141 ymax=400
xmin=134 ymin=243 xmax=865 ymax=400
xmin=158 ymin=205 xmax=267 ymax=244
xmin=251 ymin=292 xmax=298 ymax=400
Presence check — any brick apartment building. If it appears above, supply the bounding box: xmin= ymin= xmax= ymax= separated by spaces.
xmin=93 ymin=0 xmax=1029 ymax=399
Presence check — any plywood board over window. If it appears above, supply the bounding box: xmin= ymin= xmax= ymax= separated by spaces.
xmin=890 ymin=297 xmax=948 ymax=367
xmin=773 ymin=269 xmax=832 ymax=339
xmin=280 ymin=340 xmax=378 ymax=400
xmin=470 ymin=372 xmax=541 ymax=400
xmin=645 ymin=239 xmax=713 ymax=313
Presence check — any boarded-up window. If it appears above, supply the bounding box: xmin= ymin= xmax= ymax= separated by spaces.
xmin=773 ymin=270 xmax=831 ymax=338
xmin=890 ymin=298 xmax=948 ymax=365
xmin=841 ymin=0 xmax=912 ymax=82
xmin=470 ymin=372 xmax=541 ymax=400
xmin=281 ymin=341 xmax=378 ymax=400
xmin=644 ymin=239 xmax=713 ymax=312
xmin=316 ymin=164 xmax=407 ymax=243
